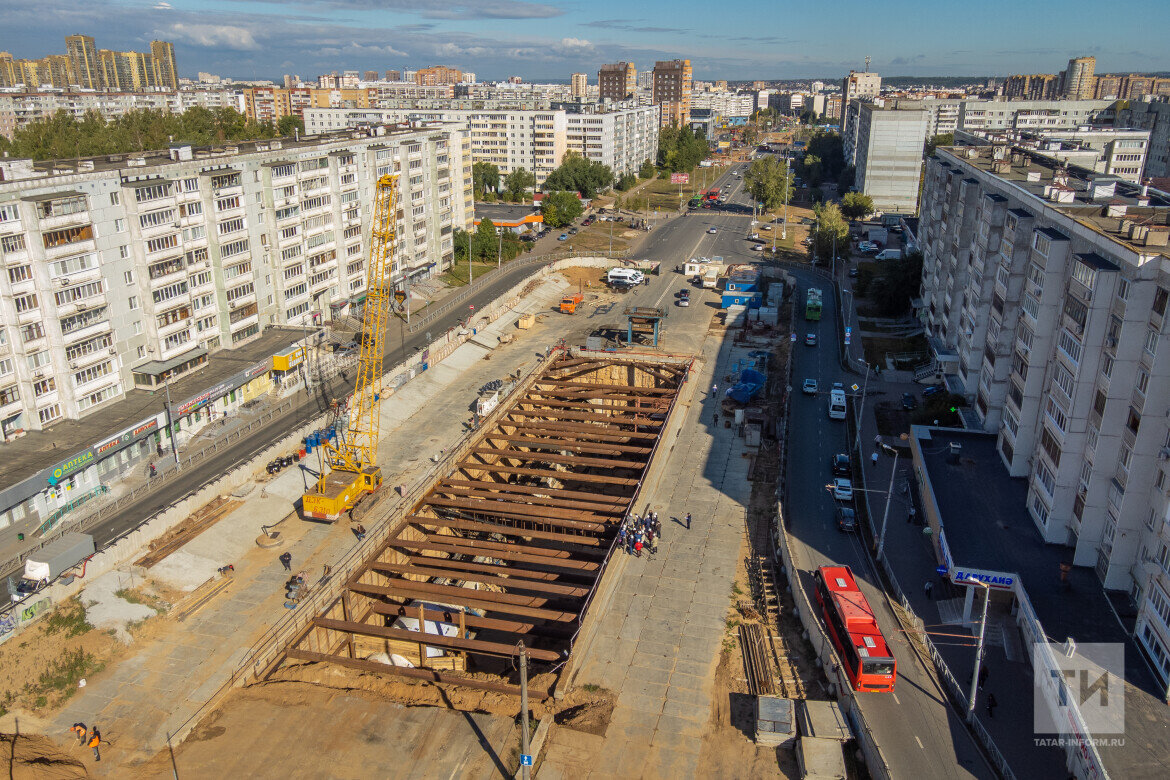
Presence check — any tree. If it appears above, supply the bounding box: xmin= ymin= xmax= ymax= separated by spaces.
xmin=277 ymin=115 xmax=305 ymax=137
xmin=615 ymin=172 xmax=637 ymax=191
xmin=540 ymin=191 xmax=584 ymax=228
xmin=925 ymin=133 xmax=954 ymax=158
xmin=656 ymin=125 xmax=708 ymax=172
xmin=839 ymin=192 xmax=875 ymax=223
xmin=803 ymin=130 xmax=845 ymax=182
xmin=472 ymin=162 xmax=500 ymax=198
xmin=503 ymin=167 xmax=535 ymax=201
xmin=809 ymin=201 xmax=850 ymax=263
xmin=741 ymin=124 xmax=760 ymax=148
xmin=638 ymin=159 xmax=657 ymax=179
xmin=801 ymin=153 xmax=824 ymax=187
xmin=868 ymin=251 xmax=925 ymax=317
xmin=743 ymin=156 xmax=793 ymax=211
xmin=542 ymin=151 xmax=613 ymax=198
xmin=837 ymin=164 xmax=856 ymax=193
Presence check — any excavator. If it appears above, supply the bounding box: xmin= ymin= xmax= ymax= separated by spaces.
xmin=301 ymin=174 xmax=398 ymax=522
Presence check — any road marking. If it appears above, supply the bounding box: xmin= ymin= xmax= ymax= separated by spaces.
xmin=914 ymin=736 xmax=924 ymax=750
xmin=892 ymin=693 xmax=901 ymax=705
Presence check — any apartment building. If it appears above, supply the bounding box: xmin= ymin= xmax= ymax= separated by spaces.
xmin=840 ymin=70 xmax=881 ymax=134
xmin=0 ymin=90 xmax=244 ymax=139
xmin=598 ymin=62 xmax=636 ymax=103
xmin=956 ymin=127 xmax=1150 ymax=183
xmin=0 ymin=125 xmax=471 ymax=437
xmin=414 ymin=66 xmax=462 ymax=86
xmin=1003 ymin=73 xmax=1060 ymax=101
xmin=64 ymin=35 xmax=100 ymax=90
xmin=916 ymin=147 xmax=1170 ymax=680
xmin=844 ymin=101 xmax=928 ymax=213
xmin=1060 ymin=56 xmax=1097 ymax=99
xmin=1117 ymin=101 xmax=1170 ymax=180
xmin=651 ymin=60 xmax=691 ymax=128
xmin=570 ymin=73 xmax=587 ymax=99
xmin=303 ymin=103 xmax=659 ymax=186
xmin=690 ymin=91 xmax=755 ymax=118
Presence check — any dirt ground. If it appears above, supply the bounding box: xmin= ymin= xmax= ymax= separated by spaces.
xmin=557 ymin=266 xmax=607 ymax=290
xmin=0 ymin=732 xmax=88 ymax=779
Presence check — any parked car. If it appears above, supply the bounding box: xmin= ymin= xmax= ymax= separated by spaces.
xmin=558 ymin=233 xmax=568 ymax=241
xmin=902 ymin=392 xmax=918 ymax=410
xmin=568 ymin=227 xmax=578 ymax=235
xmin=805 ymin=333 xmax=817 ymax=346
xmin=803 ymin=378 xmax=819 ymax=395
xmin=760 ymin=224 xmax=771 ymax=230
xmin=836 ymin=505 xmax=857 ymax=532
xmin=848 ymin=267 xmax=859 ymax=278
xmin=749 ymin=233 xmax=760 ymax=240
xmin=831 ymin=453 xmax=851 ymax=477
xmin=708 ymin=227 xmax=718 ymax=234
xmin=677 ymin=296 xmax=690 ymax=307
xmin=751 ymin=244 xmax=764 ymax=251
xmin=832 ymin=478 xmax=854 ymax=501
xmin=858 ymin=241 xmax=880 ymax=253
xmin=922 ymin=384 xmax=945 ymax=398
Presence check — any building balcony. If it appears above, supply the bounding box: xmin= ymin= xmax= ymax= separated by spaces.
xmin=229 ymin=313 xmax=259 ymax=332
xmin=0 ymin=394 xmax=22 ymax=420
xmin=38 ymin=210 xmax=91 ymax=232
xmin=226 ymin=292 xmax=256 ymax=310
xmin=157 ymin=317 xmax=193 ymax=339
xmin=44 ymin=238 xmax=96 ymax=261
xmin=212 ymin=184 xmax=243 ymax=199
xmin=159 ymin=338 xmax=196 ymax=361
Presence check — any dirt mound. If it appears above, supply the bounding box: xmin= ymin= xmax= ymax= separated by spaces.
xmin=0 ymin=733 xmax=87 ymax=779
xmin=552 ymin=686 xmax=616 ymax=736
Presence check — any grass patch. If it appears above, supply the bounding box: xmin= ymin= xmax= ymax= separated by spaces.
xmin=115 ymin=587 xmax=169 ymax=613
xmin=35 ymin=648 xmax=105 ymax=701
xmin=42 ymin=603 xmax=92 ymax=638
xmin=565 ymin=224 xmax=630 ymax=254
xmin=582 ymin=683 xmax=601 ymax=693
xmin=731 ymin=582 xmax=744 ymax=597
xmin=439 ymin=261 xmax=504 ymax=288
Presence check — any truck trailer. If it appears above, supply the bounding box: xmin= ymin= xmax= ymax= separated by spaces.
xmin=12 ymin=532 xmax=95 ymax=602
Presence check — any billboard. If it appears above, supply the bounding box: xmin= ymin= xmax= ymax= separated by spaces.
xmin=670 ymin=173 xmax=690 ymax=184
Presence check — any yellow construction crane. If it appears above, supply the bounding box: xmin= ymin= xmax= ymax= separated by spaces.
xmin=302 ymin=173 xmax=398 ymax=522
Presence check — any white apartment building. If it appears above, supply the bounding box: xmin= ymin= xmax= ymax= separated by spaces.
xmin=917 ymin=145 xmax=1170 ymax=683
xmin=0 ymin=125 xmax=472 ymax=435
xmin=0 ymin=89 xmax=245 ymax=139
xmin=303 ymin=104 xmax=659 ymax=186
xmin=956 ymin=127 xmax=1150 ymax=182
xmin=1117 ymin=101 xmax=1170 ymax=180
xmin=689 ymin=91 xmax=756 ymax=118
xmin=844 ymin=102 xmax=928 ymax=213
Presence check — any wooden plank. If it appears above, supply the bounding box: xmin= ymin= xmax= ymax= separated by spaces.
xmin=286 ymin=650 xmax=550 ymax=698
xmin=409 ymin=515 xmax=606 ymax=547
xmin=399 ymin=554 xmax=596 ymax=586
xmin=480 ymin=434 xmax=653 ymax=457
xmin=368 ymin=561 xmax=590 ymax=598
xmin=454 ymin=462 xmax=638 ymax=486
xmin=516 ymin=397 xmax=668 ymax=413
xmin=533 ymin=379 xmax=675 ymax=394
xmin=471 ymin=446 xmax=645 ymax=471
xmin=413 ymin=499 xmax=605 ymax=530
xmin=506 ymin=421 xmax=659 ymax=442
xmin=349 ymin=580 xmax=578 ymax=622
xmin=313 ymin=617 xmax=563 ymax=661
xmin=436 ymin=479 xmax=631 ymax=505
xmin=384 ymin=537 xmax=601 ymax=572
xmin=431 ymin=483 xmax=626 ymax=514
xmin=420 ymin=532 xmax=607 ymax=561
xmin=504 ymin=408 xmax=664 ymax=426
xmin=366 ymin=602 xmax=573 ymax=638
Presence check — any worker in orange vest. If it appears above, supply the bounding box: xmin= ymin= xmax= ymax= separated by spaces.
xmin=69 ymin=722 xmax=86 ymax=745
xmin=88 ymin=727 xmax=101 ymax=761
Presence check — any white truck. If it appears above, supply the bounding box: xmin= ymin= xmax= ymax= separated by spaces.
xmin=702 ymin=267 xmax=720 ymax=289
xmin=11 ymin=532 xmax=94 ymax=603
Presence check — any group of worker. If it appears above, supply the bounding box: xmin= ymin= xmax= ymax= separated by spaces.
xmin=69 ymin=723 xmax=101 ymax=761
xmin=618 ymin=511 xmax=661 ymax=557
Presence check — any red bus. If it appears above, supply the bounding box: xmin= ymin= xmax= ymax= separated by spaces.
xmin=703 ymin=188 xmax=720 ymax=202
xmin=813 ymin=565 xmax=897 ymax=692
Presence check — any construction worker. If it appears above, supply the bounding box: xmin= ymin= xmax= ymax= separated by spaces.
xmin=88 ymin=727 xmax=101 ymax=761
xmin=70 ymin=723 xmax=86 ymax=746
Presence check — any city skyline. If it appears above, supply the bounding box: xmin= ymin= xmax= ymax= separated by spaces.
xmin=1 ymin=0 xmax=1169 ymax=82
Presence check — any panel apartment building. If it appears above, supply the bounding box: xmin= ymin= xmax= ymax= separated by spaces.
xmin=843 ymin=101 xmax=929 ymax=214
xmin=303 ymin=104 xmax=659 ymax=187
xmin=0 ymin=125 xmax=472 ymax=436
xmin=917 ymin=145 xmax=1170 ymax=682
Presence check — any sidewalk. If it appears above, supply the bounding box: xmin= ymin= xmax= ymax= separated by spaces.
xmin=540 ymin=334 xmax=756 ymax=779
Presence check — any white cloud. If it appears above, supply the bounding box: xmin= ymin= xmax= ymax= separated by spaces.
xmin=557 ymin=37 xmax=592 ymax=51
xmin=168 ymin=22 xmax=261 ymax=51
xmin=153 ymin=2 xmax=173 ymax=9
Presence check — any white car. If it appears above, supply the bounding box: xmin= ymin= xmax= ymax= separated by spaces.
xmin=832 ymin=478 xmax=854 ymax=501
xmin=802 ymin=378 xmax=819 ymax=395
xmin=751 ymin=244 xmax=764 ymax=251
xmin=805 ymin=333 xmax=817 ymax=346
xmin=708 ymin=227 xmax=717 ymax=234
xmin=749 ymin=233 xmax=760 ymax=240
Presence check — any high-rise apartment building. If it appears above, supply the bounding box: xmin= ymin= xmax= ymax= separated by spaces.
xmin=598 ymin=62 xmax=636 ymax=102
xmin=0 ymin=126 xmax=471 ymax=438
xmin=570 ymin=73 xmax=587 ymax=99
xmin=841 ymin=69 xmax=881 ymax=134
xmin=385 ymin=70 xmax=401 ymax=82
xmin=414 ymin=66 xmax=462 ymax=86
xmin=150 ymin=41 xmax=177 ymax=91
xmin=1061 ymin=56 xmax=1096 ymax=99
xmin=917 ymin=145 xmax=1170 ymax=634
xmin=1003 ymin=73 xmax=1060 ymax=101
xmin=651 ymin=59 xmax=691 ymax=128
xmin=843 ymin=101 xmax=928 ymax=212
xmin=65 ymin=35 xmax=100 ymax=90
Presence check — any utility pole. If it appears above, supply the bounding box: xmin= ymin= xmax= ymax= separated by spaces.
xmin=498 ymin=229 xmax=503 ymax=269
xmin=876 ymin=449 xmax=899 ymax=560
xmin=965 ymin=578 xmax=990 ymax=724
xmin=782 ymin=156 xmax=789 ymax=241
xmin=518 ymin=642 xmax=532 ymax=779
xmin=854 ymin=358 xmax=869 ymax=453
xmin=163 ymin=375 xmax=180 ymax=471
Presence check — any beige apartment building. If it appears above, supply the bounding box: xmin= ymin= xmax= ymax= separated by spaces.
xmin=571 ymin=73 xmax=587 ymax=99
xmin=598 ymin=62 xmax=636 ymax=102
xmin=652 ymin=59 xmax=691 ymax=128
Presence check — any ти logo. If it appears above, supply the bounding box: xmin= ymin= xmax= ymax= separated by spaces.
xmin=1034 ymin=642 xmax=1125 ymax=737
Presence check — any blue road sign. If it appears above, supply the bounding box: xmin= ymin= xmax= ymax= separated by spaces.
xmin=936 ymin=565 xmax=948 ymax=577
xmin=520 ymin=755 xmax=533 ymax=767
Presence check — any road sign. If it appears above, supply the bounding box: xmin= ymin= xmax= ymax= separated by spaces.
xmin=469 ymin=305 xmax=475 ymax=311
xmin=936 ymin=565 xmax=949 ymax=577
xmin=520 ymin=755 xmax=533 ymax=767
xmin=394 ymin=290 xmax=406 ymax=304
xmin=670 ymin=173 xmax=689 ymax=184
xmin=790 ymin=333 xmax=796 ymax=343
xmin=851 ymin=384 xmax=859 ymax=392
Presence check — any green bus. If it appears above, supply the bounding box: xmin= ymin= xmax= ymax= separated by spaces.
xmin=805 ymin=288 xmax=823 ymax=321
xmin=688 ymin=196 xmax=702 ymax=209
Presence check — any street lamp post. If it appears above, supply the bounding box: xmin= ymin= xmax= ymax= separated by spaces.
xmin=854 ymin=358 xmax=870 ymax=453
xmin=965 ymin=578 xmax=991 ymax=724
xmin=782 ymin=156 xmax=789 ymax=241
xmin=163 ymin=374 xmax=180 ymax=471
xmin=876 ymin=449 xmax=899 ymax=561
xmin=497 ymin=229 xmax=503 ymax=269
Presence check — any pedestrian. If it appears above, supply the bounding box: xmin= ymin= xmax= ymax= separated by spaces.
xmin=712 ymin=383 xmax=718 ymax=395
xmin=650 ymin=532 xmax=659 ymax=555
xmin=978 ymin=665 xmax=989 ymax=689
xmin=149 ymin=463 xmax=157 ymax=478
xmin=89 ymin=727 xmax=101 ymax=761
xmin=985 ymin=692 xmax=997 ymax=718
xmin=714 ymin=412 xmax=720 ymax=427
xmin=634 ymin=539 xmax=643 ymax=558
xmin=871 ymin=451 xmax=879 ymax=467
xmin=874 ymin=435 xmax=882 ymax=448
xmin=279 ymin=551 xmax=292 ymax=571
xmin=70 ymin=723 xmax=87 ymax=746
xmin=654 ymin=515 xmax=662 ymax=537
xmin=907 ymin=506 xmax=917 ymax=524
xmin=354 ymin=524 xmax=367 ymax=542
xmin=685 ymin=512 xmax=692 ymax=530
xmin=924 ymin=580 xmax=934 ymax=600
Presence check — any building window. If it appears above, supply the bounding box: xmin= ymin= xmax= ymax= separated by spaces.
xmin=1045 ymin=397 xmax=1068 ymax=433
xmin=1146 ymin=328 xmax=1160 ymax=357
xmin=128 ymin=296 xmax=139 ymax=310
xmin=1057 ymin=329 xmax=1082 ymax=364
xmin=1117 ymin=278 xmax=1130 ymax=301
xmin=1154 ymin=286 xmax=1168 ymax=317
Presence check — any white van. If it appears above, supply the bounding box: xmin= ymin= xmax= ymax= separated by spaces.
xmin=828 ymin=389 xmax=847 ymax=420
xmin=607 ymin=268 xmax=645 ymax=286
xmin=874 ymin=249 xmax=903 ymax=261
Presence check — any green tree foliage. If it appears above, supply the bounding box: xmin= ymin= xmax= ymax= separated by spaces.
xmin=540 ymin=191 xmax=584 ymax=228
xmin=615 ymin=172 xmax=637 ymax=191
xmin=656 ymin=125 xmax=708 ymax=172
xmin=1 ymin=107 xmax=284 ymax=161
xmin=277 ymin=115 xmax=305 ymax=137
xmin=452 ymin=219 xmax=528 ymax=265
xmin=472 ymin=162 xmax=500 ymax=198
xmin=638 ymin=159 xmax=657 ymax=179
xmin=799 ymin=110 xmax=820 ymax=125
xmin=801 ymin=154 xmax=824 ymax=187
xmin=868 ymin=251 xmax=925 ymax=317
xmin=503 ymin=166 xmax=535 ymax=201
xmin=839 ymin=192 xmax=875 ymax=222
xmin=925 ymin=133 xmax=954 ymax=158
xmin=800 ymin=130 xmax=846 ymax=184
xmin=809 ymin=202 xmax=850 ymax=263
xmin=542 ymin=151 xmax=614 ymax=199
xmin=743 ymin=156 xmax=793 ymax=211
xmin=837 ymin=164 xmax=856 ymax=193
xmin=740 ymin=124 xmax=760 ymax=148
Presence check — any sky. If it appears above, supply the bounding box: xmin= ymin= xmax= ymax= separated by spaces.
xmin=2 ymin=0 xmax=1169 ymax=82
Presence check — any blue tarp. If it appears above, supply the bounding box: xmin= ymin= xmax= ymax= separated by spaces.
xmin=728 ymin=368 xmax=767 ymax=404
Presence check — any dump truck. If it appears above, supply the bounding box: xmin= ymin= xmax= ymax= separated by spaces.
xmin=560 ymin=293 xmax=584 ymax=314
xmin=11 ymin=532 xmax=95 ymax=602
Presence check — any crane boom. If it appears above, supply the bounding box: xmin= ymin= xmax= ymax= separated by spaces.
xmin=302 ymin=173 xmax=399 ymax=521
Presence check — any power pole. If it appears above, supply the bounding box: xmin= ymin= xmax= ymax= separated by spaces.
xmin=518 ymin=642 xmax=532 ymax=779
xmin=163 ymin=376 xmax=180 ymax=471
xmin=965 ymin=579 xmax=990 ymax=724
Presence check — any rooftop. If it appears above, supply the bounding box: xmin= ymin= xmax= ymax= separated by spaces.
xmin=913 ymin=427 xmax=1170 ymax=778
xmin=0 ymin=326 xmax=309 ymax=495
xmin=937 ymin=145 xmax=1170 ymax=260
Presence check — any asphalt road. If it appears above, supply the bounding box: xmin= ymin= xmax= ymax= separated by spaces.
xmin=783 ymin=266 xmax=994 ymax=779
